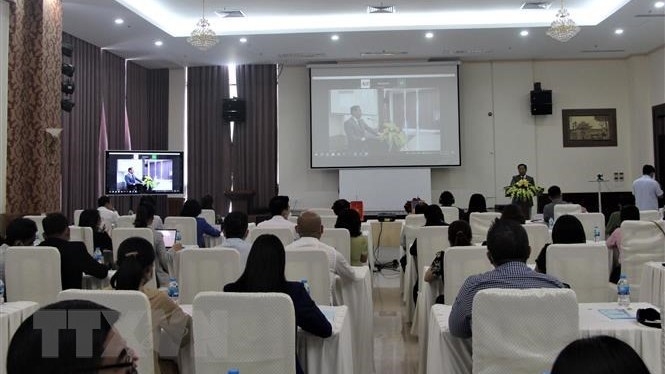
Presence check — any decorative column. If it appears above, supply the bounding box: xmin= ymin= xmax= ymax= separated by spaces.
xmin=6 ymin=0 xmax=62 ymax=214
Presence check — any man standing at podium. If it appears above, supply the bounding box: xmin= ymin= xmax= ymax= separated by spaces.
xmin=508 ymin=163 xmax=536 ymax=220
xmin=633 ymin=164 xmax=663 ymax=211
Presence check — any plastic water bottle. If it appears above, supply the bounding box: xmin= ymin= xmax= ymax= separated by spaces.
xmin=593 ymin=226 xmax=601 ymax=243
xmin=617 ymin=274 xmax=630 ymax=307
xmin=548 ymin=218 xmax=554 ymax=230
xmin=0 ymin=279 xmax=5 ymax=304
xmin=168 ymin=277 xmax=179 ymax=301
xmin=301 ymin=279 xmax=311 ymax=295
xmin=175 ymin=230 xmax=182 ymax=245
xmin=93 ymin=247 xmax=103 ymax=264
xmin=227 ymin=369 xmax=240 ymax=374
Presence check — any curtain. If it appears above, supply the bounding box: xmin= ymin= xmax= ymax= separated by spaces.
xmin=60 ymin=33 xmax=101 ymax=220
xmin=234 ymin=65 xmax=278 ymax=211
xmin=187 ymin=66 xmax=231 ymax=214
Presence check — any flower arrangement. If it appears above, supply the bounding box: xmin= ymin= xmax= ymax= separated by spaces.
xmin=142 ymin=175 xmax=158 ymax=191
xmin=504 ymin=179 xmax=544 ymax=202
xmin=379 ymin=122 xmax=407 ymax=152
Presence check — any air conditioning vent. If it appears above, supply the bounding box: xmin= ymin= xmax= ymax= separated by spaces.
xmin=521 ymin=2 xmax=552 ymax=10
xmin=278 ymin=52 xmax=326 ymax=59
xmin=635 ymin=14 xmax=665 ymax=17
xmin=367 ymin=5 xmax=396 ymax=14
xmin=580 ymin=49 xmax=625 ymax=53
xmin=215 ymin=10 xmax=246 ymax=18
xmin=360 ymin=50 xmax=407 ymax=56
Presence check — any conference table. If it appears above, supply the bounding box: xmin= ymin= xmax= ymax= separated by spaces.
xmin=639 ymin=261 xmax=665 ymax=308
xmin=0 ymin=301 xmax=40 ymax=374
xmin=426 ymin=302 xmax=662 ymax=374
xmin=178 ymin=304 xmax=353 ymax=374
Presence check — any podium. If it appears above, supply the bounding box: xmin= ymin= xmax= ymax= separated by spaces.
xmin=224 ymin=190 xmax=255 ymax=214
xmin=588 ymin=175 xmax=608 ymax=213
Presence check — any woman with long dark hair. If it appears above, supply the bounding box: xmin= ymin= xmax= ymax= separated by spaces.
xmin=78 ymin=209 xmax=113 ymax=252
xmin=335 ymin=208 xmax=368 ymax=265
xmin=424 ymin=220 xmax=473 ymax=284
xmin=463 ymin=193 xmax=487 ymax=221
xmin=535 ymin=214 xmax=586 ymax=274
xmin=180 ymin=199 xmax=221 ymax=247
xmin=134 ymin=203 xmax=182 ymax=287
xmin=551 ymin=336 xmax=649 ymax=374
xmin=224 ymin=234 xmax=332 ymax=374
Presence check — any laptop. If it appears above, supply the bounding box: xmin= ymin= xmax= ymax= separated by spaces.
xmin=157 ymin=229 xmax=178 ymax=249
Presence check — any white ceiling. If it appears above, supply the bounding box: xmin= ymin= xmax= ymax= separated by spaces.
xmin=62 ymin=0 xmax=665 ymax=68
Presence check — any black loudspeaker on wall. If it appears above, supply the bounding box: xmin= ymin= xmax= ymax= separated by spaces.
xmin=222 ymin=98 xmax=246 ymax=122
xmin=530 ymin=82 xmax=552 ymax=115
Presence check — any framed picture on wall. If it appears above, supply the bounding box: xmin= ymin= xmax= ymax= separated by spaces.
xmin=562 ymin=108 xmax=617 ymax=147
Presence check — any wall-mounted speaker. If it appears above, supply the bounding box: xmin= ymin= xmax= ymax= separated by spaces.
xmin=222 ymin=98 xmax=246 ymax=122
xmin=530 ymin=90 xmax=552 ymax=115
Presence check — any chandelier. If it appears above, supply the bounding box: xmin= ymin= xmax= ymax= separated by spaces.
xmin=187 ymin=0 xmax=219 ymax=50
xmin=546 ymin=0 xmax=580 ymax=42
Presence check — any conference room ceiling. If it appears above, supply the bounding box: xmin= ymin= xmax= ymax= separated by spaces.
xmin=62 ymin=0 xmax=664 ymax=68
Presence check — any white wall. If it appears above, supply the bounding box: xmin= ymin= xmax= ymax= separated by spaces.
xmin=648 ymin=47 xmax=665 ymax=106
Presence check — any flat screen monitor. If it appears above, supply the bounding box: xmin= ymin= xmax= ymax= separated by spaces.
xmin=105 ymin=150 xmax=184 ymax=195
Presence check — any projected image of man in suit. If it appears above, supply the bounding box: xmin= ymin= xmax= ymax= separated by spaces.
xmin=344 ymin=105 xmax=381 ymax=152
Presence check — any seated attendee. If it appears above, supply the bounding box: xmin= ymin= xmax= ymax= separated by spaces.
xmin=439 ymin=190 xmax=465 ymax=219
xmin=535 ymin=214 xmax=586 ymax=274
xmin=331 ymin=199 xmax=351 ymax=216
xmin=462 ymin=193 xmax=487 ymax=222
xmin=334 ymin=208 xmax=368 ymax=265
xmin=408 ymin=204 xmax=448 ymax=302
xmin=221 ymin=211 xmax=252 ymax=269
xmin=257 ymin=195 xmax=296 ymax=234
xmin=550 ymin=336 xmax=650 ymax=374
xmin=201 ymin=194 xmax=214 ymax=210
xmin=97 ymin=195 xmax=119 ymax=229
xmin=39 ymin=213 xmax=108 ymax=290
xmin=134 ymin=203 xmax=182 ymax=286
xmin=606 ymin=195 xmax=636 ymax=237
xmin=606 ymin=205 xmax=640 ymax=283
xmin=111 ymin=237 xmax=191 ymax=374
xmin=500 ymin=203 xmax=525 ymax=224
xmin=180 ymin=199 xmax=221 ymax=247
xmin=449 ymin=219 xmax=564 ymax=338
xmin=542 ymin=185 xmax=568 ymax=224
xmin=7 ymin=299 xmax=137 ymax=374
xmin=404 ymin=198 xmax=428 ymax=215
xmin=224 ymin=234 xmax=332 ymax=374
xmin=78 ymin=209 xmax=113 ymax=252
xmin=0 ymin=218 xmax=38 ymax=283
xmin=286 ymin=211 xmax=355 ymax=301
xmin=425 ymin=220 xmax=473 ymax=283
xmin=139 ymin=195 xmax=164 ymax=229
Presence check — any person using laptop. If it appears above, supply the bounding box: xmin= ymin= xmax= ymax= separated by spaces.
xmin=134 ymin=203 xmax=182 ymax=287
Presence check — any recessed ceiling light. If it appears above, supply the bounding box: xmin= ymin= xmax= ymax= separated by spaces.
xmin=114 ymin=18 xmax=124 ymax=25
xmin=655 ymin=1 xmax=665 ymax=8
xmin=614 ymin=28 xmax=624 ymax=35
xmin=154 ymin=40 xmax=163 ymax=46
xmin=425 ymin=32 xmax=434 ymax=39
xmin=239 ymin=37 xmax=247 ymax=43
xmin=520 ymin=30 xmax=529 ymax=36
xmin=331 ymin=34 xmax=340 ymax=41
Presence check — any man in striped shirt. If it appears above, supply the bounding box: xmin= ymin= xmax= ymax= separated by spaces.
xmin=449 ymin=218 xmax=564 ymax=338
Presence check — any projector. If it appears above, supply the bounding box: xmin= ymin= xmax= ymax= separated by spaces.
xmin=377 ymin=213 xmax=396 ymax=222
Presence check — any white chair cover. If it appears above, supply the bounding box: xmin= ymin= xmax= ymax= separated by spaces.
xmin=287 ymin=215 xmax=298 ymax=224
xmin=111 ymin=228 xmax=154 ymax=262
xmin=416 ymin=226 xmax=450 ymax=292
xmin=199 ymin=209 xmax=216 ymax=226
xmin=192 ymin=292 xmax=296 ymax=374
xmin=553 ymin=204 xmax=582 ymax=221
xmin=116 ymin=215 xmax=136 ymax=228
xmin=619 ymin=220 xmax=665 ymax=299
xmin=69 ymin=225 xmax=95 ymax=255
xmin=23 ymin=215 xmax=45 ymax=237
xmin=320 ymin=215 xmax=338 ymax=229
xmin=405 ymin=213 xmax=426 ymax=227
xmin=164 ymin=217 xmax=198 ymax=246
xmin=249 ymin=227 xmax=294 ymax=247
xmin=441 ymin=206 xmax=460 ymax=223
xmin=569 ymin=212 xmax=606 ymax=241
xmin=469 ymin=212 xmax=501 ymax=243
xmin=640 ymin=210 xmax=660 ymax=221
xmin=320 ymin=228 xmax=351 ymax=262
xmin=5 ymin=247 xmax=61 ymax=306
xmin=472 ymin=288 xmax=579 ymax=374
xmin=284 ymin=248 xmax=331 ymax=305
xmin=547 ymin=243 xmax=610 ymax=302
xmin=522 ymin=224 xmax=550 ymax=264
xmin=178 ymin=248 xmax=241 ymax=304
xmin=443 ymin=246 xmax=492 ymax=305
xmin=73 ymin=209 xmax=83 ymax=225
xmin=307 ymin=208 xmax=335 ymax=216
xmin=57 ymin=289 xmax=155 ymax=374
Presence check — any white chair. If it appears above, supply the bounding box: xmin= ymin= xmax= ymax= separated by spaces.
xmin=249 ymin=227 xmax=294 ymax=247
xmin=5 ymin=246 xmax=62 ymax=306
xmin=522 ymin=224 xmax=550 ymax=264
xmin=178 ymin=248 xmax=241 ymax=304
xmin=472 ymin=288 xmax=579 ymax=374
xmin=618 ymin=220 xmax=665 ymax=299
xmin=307 ymin=208 xmax=335 ymax=216
xmin=547 ymin=243 xmax=610 ymax=302
xmin=73 ymin=209 xmax=84 ymax=225
xmin=469 ymin=212 xmax=501 ymax=243
xmin=320 ymin=228 xmax=351 ymax=262
xmin=405 ymin=214 xmax=426 ymax=228
xmin=441 ymin=206 xmax=460 ymax=223
xmin=164 ymin=217 xmax=198 ymax=246
xmin=111 ymin=227 xmax=154 ymax=262
xmin=284 ymin=248 xmax=331 ymax=305
xmin=57 ymin=290 xmax=155 ymax=374
xmin=569 ymin=212 xmax=606 ymax=241
xmin=320 ymin=215 xmax=338 ymax=228
xmin=199 ymin=209 xmax=216 ymax=226
xmin=116 ymin=215 xmax=135 ymax=228
xmin=192 ymin=292 xmax=296 ymax=374
xmin=640 ymin=210 xmax=660 ymax=221
xmin=287 ymin=215 xmax=298 ymax=224
xmin=442 ymin=246 xmax=492 ymax=305
xmin=23 ymin=215 xmax=45 ymax=238
xmin=553 ymin=204 xmax=582 ymax=220
xmin=69 ymin=225 xmax=95 ymax=255
xmin=416 ymin=226 xmax=450 ymax=292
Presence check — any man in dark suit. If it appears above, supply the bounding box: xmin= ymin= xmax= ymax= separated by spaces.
xmin=344 ymin=105 xmax=379 ymax=151
xmin=508 ymin=163 xmax=536 ymax=219
xmin=124 ymin=167 xmax=143 ymax=191
xmin=39 ymin=212 xmax=108 ymax=290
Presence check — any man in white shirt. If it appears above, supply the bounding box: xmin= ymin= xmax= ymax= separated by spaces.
xmin=633 ymin=164 xmax=663 ymax=211
xmin=257 ymin=195 xmax=296 ymax=234
xmin=97 ymin=195 xmax=119 ymax=229
xmin=221 ymin=211 xmax=252 ymax=270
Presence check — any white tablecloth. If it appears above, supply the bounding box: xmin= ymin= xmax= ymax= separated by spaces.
xmin=639 ymin=262 xmax=665 ymax=308
xmin=426 ymin=302 xmax=662 ymax=374
xmin=403 ymin=250 xmax=417 ymax=323
xmin=0 ymin=301 xmax=40 ymax=374
xmin=82 ymin=270 xmax=116 ymax=290
xmin=413 ymin=266 xmax=444 ymax=374
xmin=333 ymin=266 xmax=374 ymax=374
